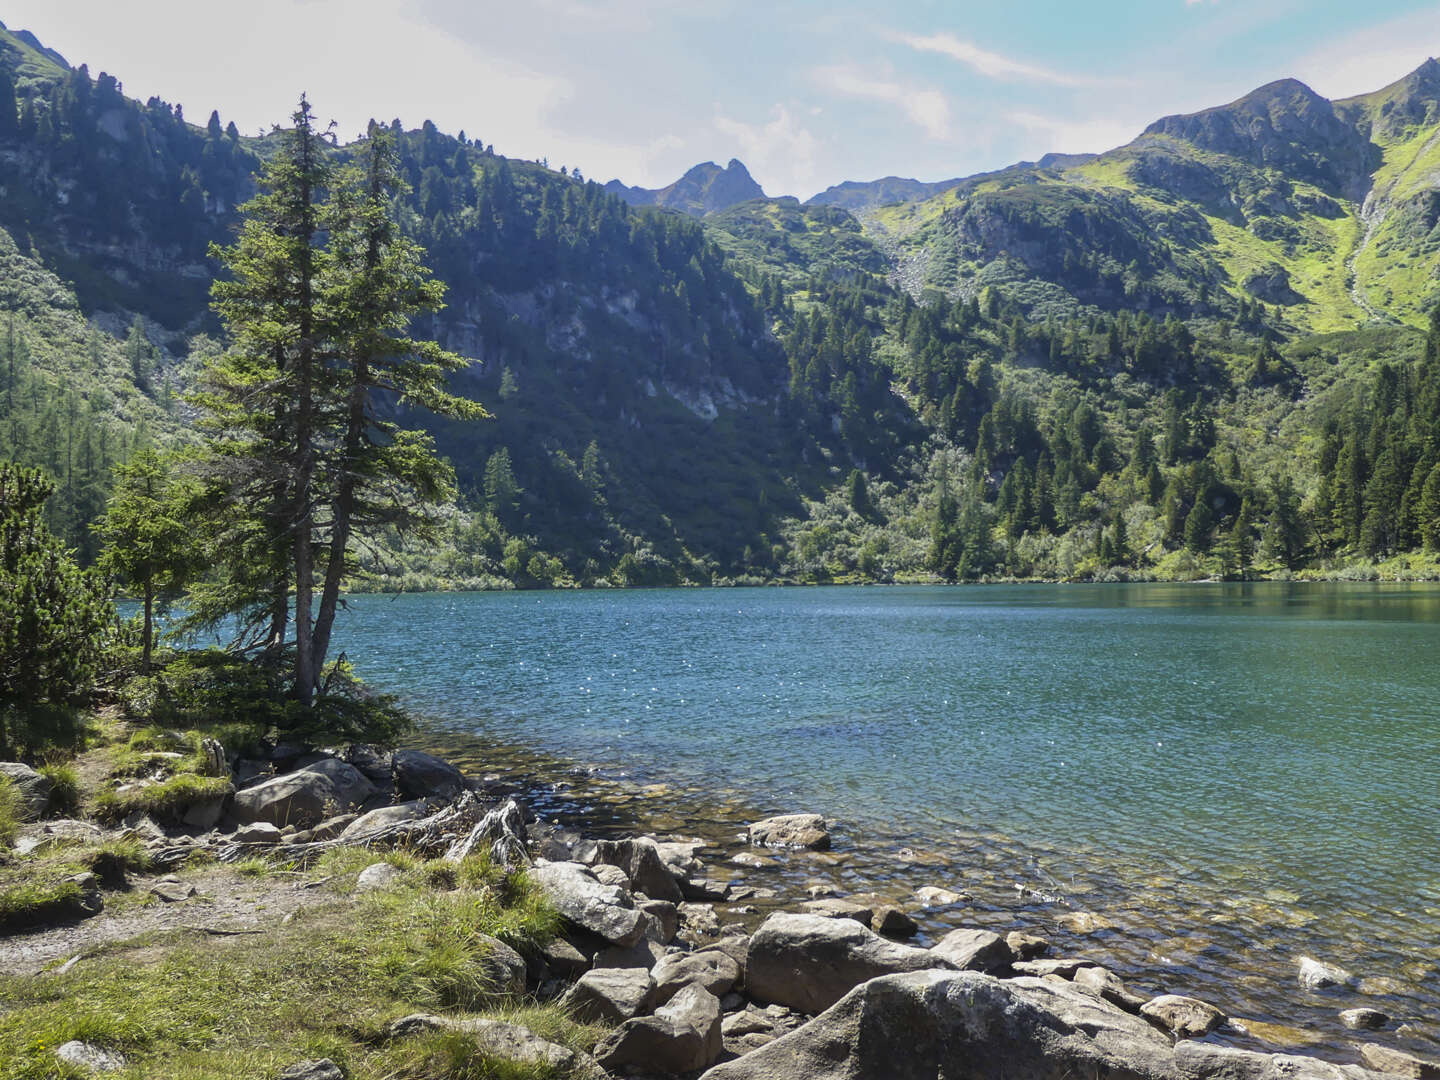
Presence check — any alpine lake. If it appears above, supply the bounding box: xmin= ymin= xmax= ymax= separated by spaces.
xmin=323 ymin=581 xmax=1440 ymax=1058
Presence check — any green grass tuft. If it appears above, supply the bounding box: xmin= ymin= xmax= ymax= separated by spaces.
xmin=36 ymin=763 xmax=80 ymax=817
xmin=0 ymin=880 xmax=86 ymax=932
xmin=92 ymin=773 xmax=233 ymax=825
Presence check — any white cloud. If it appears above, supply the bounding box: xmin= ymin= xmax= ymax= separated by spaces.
xmin=1291 ymin=7 xmax=1440 ymax=100
xmin=810 ymin=64 xmax=952 ymax=140
xmin=892 ymin=31 xmax=1114 ymax=88
xmin=713 ymin=104 xmax=821 ymax=199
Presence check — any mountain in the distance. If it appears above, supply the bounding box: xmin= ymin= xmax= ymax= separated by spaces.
xmin=604 ymin=158 xmax=764 ymax=216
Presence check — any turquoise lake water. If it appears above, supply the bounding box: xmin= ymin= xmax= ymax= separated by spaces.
xmin=327 ymin=582 xmax=1440 ymax=1048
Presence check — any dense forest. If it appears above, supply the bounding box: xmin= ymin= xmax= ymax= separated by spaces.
xmin=2 ymin=21 xmax=1440 ymax=592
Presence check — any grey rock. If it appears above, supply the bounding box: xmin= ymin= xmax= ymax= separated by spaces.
xmin=800 ymin=897 xmax=873 ymax=923
xmin=479 ymin=934 xmax=527 ymax=996
xmin=1357 ymin=1045 xmax=1440 ymax=1079
xmin=531 ymin=861 xmax=646 ymax=947
xmin=931 ymin=928 xmax=1012 ymax=973
xmin=746 ymin=911 xmax=952 ymax=1014
xmin=591 ymin=863 xmax=631 ymax=889
xmin=341 ymin=744 xmax=393 ymax=783
xmin=732 ymin=851 xmax=778 ymax=869
xmin=678 ymin=901 xmax=723 ymax=941
xmin=453 ymin=1018 xmax=604 ymax=1077
xmin=597 ymin=983 xmax=723 ymax=1074
xmin=1341 ymin=1007 xmax=1390 ymax=1030
xmin=593 ymin=836 xmax=685 ymax=902
xmin=871 ymin=905 xmax=918 ymax=937
xmin=1073 ymin=964 xmax=1148 ymax=1012
xmin=722 ymin=1008 xmax=775 ymax=1037
xmin=231 ymin=758 xmax=376 ymax=829
xmin=181 ymin=796 xmax=227 ymax=831
xmin=67 ymin=872 xmax=104 ymax=916
xmin=562 ymin=966 xmax=656 ymax=1024
xmin=302 ymin=813 xmax=358 ymax=843
xmin=640 ymin=897 xmax=679 ymax=943
xmin=652 ymin=949 xmax=742 ymax=1004
xmin=593 ymin=934 xmax=667 ymax=971
xmin=1012 ymin=957 xmax=1098 ymax=978
xmin=149 ymin=879 xmax=197 ymax=903
xmin=392 ymin=750 xmax=466 ymax=799
xmin=0 ymin=762 xmax=52 ymax=820
xmin=1006 ymin=930 xmax=1050 ymax=959
xmin=748 ymin=813 xmax=830 ymax=850
xmin=339 ymin=801 xmax=429 ymax=839
xmin=1139 ymin=993 xmax=1226 ymax=1038
xmin=277 ymin=1061 xmax=344 ymax=1080
xmin=355 ymin=861 xmax=404 ymax=892
xmin=683 ymin=877 xmax=731 ymax=901
xmin=1299 ymin=955 xmax=1354 ymax=989
xmin=55 ymin=1040 xmax=126 ymax=1072
xmin=541 ymin=937 xmax=590 ymax=978
xmin=704 ymin=932 xmax=750 ymax=988
xmin=233 ymin=821 xmax=282 ymax=845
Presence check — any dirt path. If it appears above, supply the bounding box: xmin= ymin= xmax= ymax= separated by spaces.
xmin=0 ymin=864 xmax=346 ymax=976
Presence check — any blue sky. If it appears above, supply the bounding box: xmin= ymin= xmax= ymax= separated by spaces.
xmin=15 ymin=1 xmax=1440 ymax=197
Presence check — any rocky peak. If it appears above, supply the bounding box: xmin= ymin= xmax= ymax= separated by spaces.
xmin=1340 ymin=57 xmax=1440 ymax=141
xmin=604 ymin=158 xmax=765 ymax=217
xmin=1143 ymin=77 xmax=1375 ymax=199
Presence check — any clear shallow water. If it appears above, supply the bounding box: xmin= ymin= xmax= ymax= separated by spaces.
xmin=337 ymin=582 xmax=1440 ymax=1052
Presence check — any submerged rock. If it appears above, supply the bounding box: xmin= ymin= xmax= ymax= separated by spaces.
xmin=1341 ymin=1007 xmax=1389 ymax=1030
xmin=1298 ymin=955 xmax=1354 ymax=989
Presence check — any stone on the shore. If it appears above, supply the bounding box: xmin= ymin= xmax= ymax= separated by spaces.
xmin=640 ymin=898 xmax=679 ymax=943
xmin=149 ymin=878 xmax=197 ymax=903
xmin=1139 ymin=994 xmax=1226 ymax=1038
xmin=596 ymin=983 xmax=724 ymax=1074
xmin=231 ymin=758 xmax=376 ymax=829
xmin=1006 ymin=931 xmax=1050 ymax=959
xmin=678 ymin=901 xmax=723 ymax=941
xmin=871 ymin=905 xmax=918 ymax=937
xmin=392 ymin=749 xmax=466 ymax=799
xmin=748 ymin=813 xmax=831 ymax=851
xmin=1013 ymin=957 xmax=1097 ymax=978
xmin=384 ymin=1015 xmax=601 ymax=1077
xmin=593 ymin=935 xmax=667 ymax=971
xmin=1073 ymin=964 xmax=1148 ymax=1012
xmin=915 ymin=885 xmax=969 ymax=907
xmin=931 ymin=928 xmax=1012 ymax=973
xmin=233 ymin=821 xmax=282 ymax=845
xmin=562 ymin=966 xmax=657 ymax=1024
xmin=1341 ymin=1007 xmax=1389 ymax=1030
xmin=0 ymin=762 xmax=52 ymax=820
xmin=800 ymin=897 xmax=873 ymax=923
xmin=478 ymin=934 xmax=527 ymax=996
xmin=683 ymin=877 xmax=731 ymax=901
xmin=296 ymin=813 xmax=357 ymax=843
xmin=698 ymin=970 xmax=1179 ymax=1080
xmin=67 ymin=872 xmax=104 ymax=916
xmin=55 ymin=1040 xmax=126 ymax=1073
xmin=355 ymin=861 xmax=404 ymax=892
xmin=1358 ymin=1045 xmax=1440 ymax=1079
xmin=746 ymin=911 xmax=953 ymax=1014
xmin=339 ymin=801 xmax=429 ymax=839
xmin=1298 ymin=955 xmax=1354 ymax=989
xmin=591 ymin=863 xmax=632 ymax=889
xmin=652 ymin=948 xmax=742 ymax=1004
xmin=530 ymin=861 xmax=647 ymax=947
xmin=541 ymin=937 xmax=591 ymax=978
xmin=593 ymin=837 xmax=685 ymax=902
xmin=181 ymin=795 xmax=227 ymax=830
xmin=277 ymin=1061 xmax=344 ymax=1080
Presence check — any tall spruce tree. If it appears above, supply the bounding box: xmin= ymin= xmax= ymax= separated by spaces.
xmin=196 ymin=101 xmax=484 ymax=709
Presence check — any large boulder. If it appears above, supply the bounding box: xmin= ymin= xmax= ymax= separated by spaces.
xmin=392 ymin=750 xmax=466 ymax=799
xmin=597 ymin=983 xmax=724 ymax=1074
xmin=231 ymin=758 xmax=376 ymax=828
xmin=652 ymin=949 xmax=742 ymax=1004
xmin=1139 ymin=993 xmax=1226 ymax=1038
xmin=591 ymin=837 xmax=684 ymax=902
xmin=561 ymin=967 xmax=656 ymax=1024
xmin=930 ymin=928 xmax=1012 ymax=973
xmin=386 ymin=1014 xmax=603 ymax=1078
xmin=748 ymin=814 xmax=830 ymax=850
xmin=746 ymin=912 xmax=952 ymax=1014
xmin=698 ymin=970 xmax=1389 ymax=1080
xmin=0 ymin=762 xmax=52 ymax=820
xmin=529 ymin=861 xmax=647 ymax=947
xmin=339 ymin=801 xmax=429 ymax=839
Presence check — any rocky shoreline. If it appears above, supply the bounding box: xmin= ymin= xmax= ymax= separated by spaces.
xmin=5 ymin=738 xmax=1437 ymax=1079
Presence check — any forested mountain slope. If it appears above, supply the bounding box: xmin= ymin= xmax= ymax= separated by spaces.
xmin=3 ymin=17 xmax=1440 ymax=585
